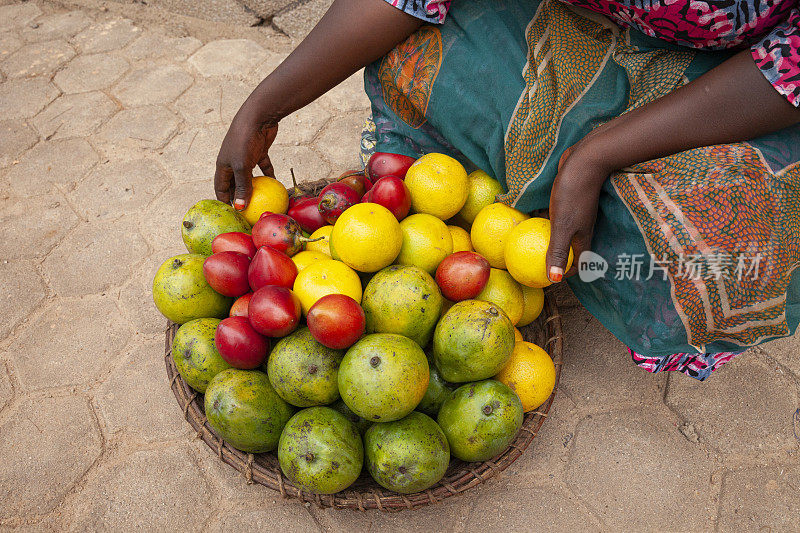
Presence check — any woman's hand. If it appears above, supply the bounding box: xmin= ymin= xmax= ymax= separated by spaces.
xmin=214 ymin=112 xmax=278 ymax=210
xmin=546 ymin=140 xmax=610 ymax=282
xmin=212 ymin=0 xmax=423 ymax=208
xmin=545 ymin=49 xmax=800 ymax=283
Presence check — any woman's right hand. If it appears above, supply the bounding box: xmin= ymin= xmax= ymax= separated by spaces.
xmin=213 ymin=0 xmax=424 ymax=209
xmin=214 ymin=112 xmax=278 ymax=210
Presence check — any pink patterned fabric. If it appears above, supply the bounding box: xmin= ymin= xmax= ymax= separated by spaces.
xmin=752 ymin=8 xmax=800 ymax=107
xmin=385 ymin=0 xmax=451 ymax=24
xmin=383 ymin=0 xmax=800 ymax=105
xmin=628 ymin=348 xmax=742 ymax=380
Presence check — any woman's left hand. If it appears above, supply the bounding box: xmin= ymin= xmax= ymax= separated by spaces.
xmin=545 ymin=140 xmax=611 ymax=283
xmin=544 ymin=49 xmax=800 ymax=285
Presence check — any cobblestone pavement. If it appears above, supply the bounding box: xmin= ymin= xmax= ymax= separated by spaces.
xmin=1 ymin=1 xmax=799 ymax=531
xmin=100 ymin=0 xmax=334 ymax=40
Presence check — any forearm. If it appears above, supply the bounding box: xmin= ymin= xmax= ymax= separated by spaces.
xmin=577 ymin=50 xmax=800 ymax=177
xmin=239 ymin=0 xmax=423 ymax=125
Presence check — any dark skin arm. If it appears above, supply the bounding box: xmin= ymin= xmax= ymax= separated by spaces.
xmin=546 ymin=49 xmax=800 ymax=282
xmin=215 ymin=0 xmax=422 ymax=208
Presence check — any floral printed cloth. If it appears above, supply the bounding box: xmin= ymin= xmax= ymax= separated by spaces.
xmin=385 ymin=0 xmax=800 ymax=106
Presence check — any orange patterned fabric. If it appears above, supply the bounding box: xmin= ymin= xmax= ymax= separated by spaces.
xmin=500 ymin=0 xmax=698 ymax=207
xmin=376 ymin=26 xmax=443 ymax=129
xmin=612 ymin=146 xmax=800 ymax=349
xmin=500 ymin=2 xmax=616 ymax=205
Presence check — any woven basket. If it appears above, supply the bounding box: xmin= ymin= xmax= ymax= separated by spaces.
xmin=164 ymin=295 xmax=562 ymax=511
xmin=163 ymin=174 xmax=564 ymax=510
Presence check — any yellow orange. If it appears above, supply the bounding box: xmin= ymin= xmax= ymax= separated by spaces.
xmin=292 ymin=259 xmax=362 ymax=314
xmin=291 ymin=250 xmax=329 ymax=272
xmin=396 ymin=214 xmax=453 ymax=275
xmin=494 ymin=341 xmax=556 ymax=412
xmin=475 ymin=268 xmax=524 ymax=325
xmin=329 ymin=203 xmax=402 ymax=272
xmin=517 ymin=286 xmax=544 ymax=327
xmin=240 ymin=176 xmax=289 ymax=225
xmin=404 ymin=153 xmax=468 ymax=220
xmin=305 ymin=225 xmax=333 ymax=256
xmin=504 ymin=217 xmax=573 ymax=288
xmin=448 ymin=225 xmax=473 ymax=252
xmin=457 ymin=170 xmax=504 ymax=224
xmin=470 ymin=203 xmax=529 ymax=269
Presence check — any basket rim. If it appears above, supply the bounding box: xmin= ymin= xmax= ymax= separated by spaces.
xmin=164 ymin=291 xmax=563 ymax=511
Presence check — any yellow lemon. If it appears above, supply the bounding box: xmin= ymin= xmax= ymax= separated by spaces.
xmin=517 ymin=286 xmax=544 ymax=327
xmin=504 ymin=217 xmax=573 ymax=288
xmin=292 ymin=259 xmax=362 ymax=314
xmin=291 ymin=250 xmax=329 ymax=272
xmin=471 ymin=203 xmax=529 ymax=269
xmin=513 ymin=327 xmax=524 ymax=343
xmin=494 ymin=341 xmax=556 ymax=412
xmin=396 ymin=213 xmax=453 ymax=275
xmin=329 ymin=203 xmax=402 ymax=272
xmin=240 ymin=176 xmax=289 ymax=225
xmin=305 ymin=225 xmax=333 ymax=256
xmin=457 ymin=170 xmax=504 ymax=224
xmin=475 ymin=268 xmax=524 ymax=325
xmin=448 ymin=225 xmax=473 ymax=252
xmin=404 ymin=153 xmax=468 ymax=220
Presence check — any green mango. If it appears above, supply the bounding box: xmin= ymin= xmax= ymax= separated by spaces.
xmin=267 ymin=328 xmax=345 ymax=407
xmin=278 ymin=406 xmax=363 ymax=494
xmin=365 ymin=412 xmax=449 ymax=494
xmin=338 ymin=334 xmax=429 ymax=422
xmin=152 ymin=254 xmax=231 ymax=324
xmin=205 ymin=369 xmax=294 ymax=453
xmin=416 ymin=363 xmax=454 ymax=418
xmin=432 ymin=299 xmax=515 ymax=382
xmin=181 ymin=199 xmax=250 ymax=256
xmin=171 ymin=318 xmax=231 ymax=392
xmin=437 ymin=380 xmax=523 ymax=462
xmin=361 ymin=265 xmax=442 ymax=347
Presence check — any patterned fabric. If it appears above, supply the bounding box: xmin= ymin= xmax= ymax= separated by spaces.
xmin=381 ymin=0 xmax=800 ymax=106
xmin=377 ymin=26 xmax=443 ymax=128
xmin=364 ymin=0 xmax=800 ymax=380
xmin=628 ymin=348 xmax=742 ymax=380
xmin=612 ymin=145 xmax=800 ymax=350
xmin=753 ymin=9 xmax=800 ymax=107
xmin=384 ymin=0 xmax=451 ymax=23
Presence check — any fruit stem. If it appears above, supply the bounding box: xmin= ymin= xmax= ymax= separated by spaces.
xmin=288 ymin=168 xmax=304 ymax=199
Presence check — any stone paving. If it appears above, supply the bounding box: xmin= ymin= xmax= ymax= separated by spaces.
xmin=102 ymin=0 xmax=333 ymax=39
xmin=0 ymin=1 xmax=799 ymax=531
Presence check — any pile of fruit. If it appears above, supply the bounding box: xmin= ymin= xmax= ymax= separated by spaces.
xmin=153 ymin=152 xmax=570 ymax=495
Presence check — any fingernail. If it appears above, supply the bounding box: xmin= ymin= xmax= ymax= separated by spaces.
xmin=549 ymin=266 xmax=563 ymax=283
xmin=233 ymin=199 xmax=245 ymax=211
